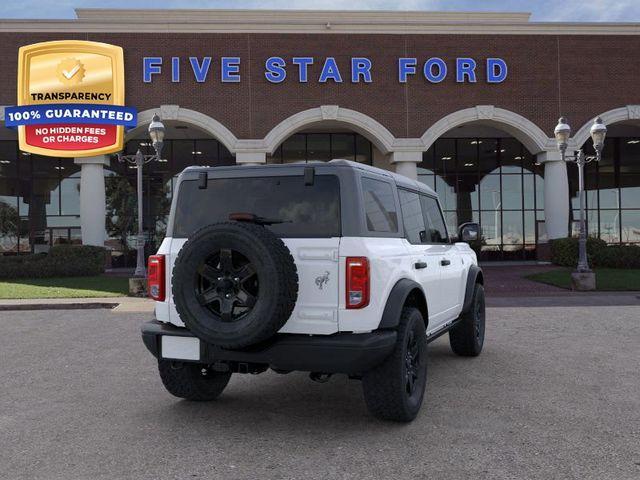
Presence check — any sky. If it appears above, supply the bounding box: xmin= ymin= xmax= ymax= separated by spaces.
xmin=0 ymin=0 xmax=639 ymax=22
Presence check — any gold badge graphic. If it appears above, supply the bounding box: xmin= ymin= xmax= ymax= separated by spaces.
xmin=15 ymin=40 xmax=126 ymax=157
xmin=56 ymin=58 xmax=85 ymax=85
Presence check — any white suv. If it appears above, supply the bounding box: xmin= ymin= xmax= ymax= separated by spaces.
xmin=142 ymin=160 xmax=485 ymax=422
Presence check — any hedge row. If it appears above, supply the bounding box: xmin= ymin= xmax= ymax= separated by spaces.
xmin=0 ymin=245 xmax=107 ymax=279
xmin=550 ymin=237 xmax=640 ymax=268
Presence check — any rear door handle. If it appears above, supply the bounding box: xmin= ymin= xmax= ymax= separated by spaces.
xmin=414 ymin=261 xmax=427 ymax=269
xmin=440 ymin=259 xmax=451 ymax=266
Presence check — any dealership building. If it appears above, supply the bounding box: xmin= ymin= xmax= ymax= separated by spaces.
xmin=0 ymin=9 xmax=639 ymax=264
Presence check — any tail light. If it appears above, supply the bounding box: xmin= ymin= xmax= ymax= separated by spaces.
xmin=346 ymin=256 xmax=369 ymax=309
xmin=148 ymin=255 xmax=165 ymax=301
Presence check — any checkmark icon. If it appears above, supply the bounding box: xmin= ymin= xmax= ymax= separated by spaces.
xmin=62 ymin=64 xmax=80 ymax=79
xmin=57 ymin=59 xmax=85 ymax=85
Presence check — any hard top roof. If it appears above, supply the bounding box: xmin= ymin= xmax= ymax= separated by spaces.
xmin=183 ymin=159 xmax=437 ymax=196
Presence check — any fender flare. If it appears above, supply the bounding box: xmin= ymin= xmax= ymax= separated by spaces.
xmin=461 ymin=265 xmax=484 ymax=314
xmin=378 ymin=278 xmax=428 ymax=330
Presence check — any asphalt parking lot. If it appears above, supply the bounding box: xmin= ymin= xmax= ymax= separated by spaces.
xmin=1 ymin=305 xmax=639 ymax=480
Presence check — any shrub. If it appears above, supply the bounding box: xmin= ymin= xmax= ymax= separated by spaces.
xmin=593 ymin=244 xmax=640 ymax=268
xmin=550 ymin=237 xmax=606 ymax=267
xmin=0 ymin=245 xmax=107 ymax=279
xmin=550 ymin=237 xmax=640 ymax=268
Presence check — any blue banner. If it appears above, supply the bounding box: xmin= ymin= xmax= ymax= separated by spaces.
xmin=5 ymin=104 xmax=137 ymax=128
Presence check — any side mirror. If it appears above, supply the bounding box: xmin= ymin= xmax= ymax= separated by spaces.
xmin=458 ymin=222 xmax=480 ymax=243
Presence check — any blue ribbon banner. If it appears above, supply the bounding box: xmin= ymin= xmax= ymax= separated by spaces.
xmin=4 ymin=104 xmax=137 ymax=128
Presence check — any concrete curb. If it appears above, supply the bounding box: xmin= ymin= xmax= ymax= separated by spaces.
xmin=487 ymin=293 xmax=640 ymax=308
xmin=0 ymin=302 xmax=119 ymax=311
xmin=0 ymin=296 xmax=153 ymax=313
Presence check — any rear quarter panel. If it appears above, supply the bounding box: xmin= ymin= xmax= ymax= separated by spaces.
xmin=338 ymin=236 xmax=414 ymax=332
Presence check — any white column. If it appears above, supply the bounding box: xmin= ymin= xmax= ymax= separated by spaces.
xmin=538 ymin=151 xmax=569 ymax=239
xmin=390 ymin=151 xmax=422 ymax=180
xmin=74 ymin=155 xmax=109 ymax=246
xmin=236 ymin=151 xmax=266 ymax=165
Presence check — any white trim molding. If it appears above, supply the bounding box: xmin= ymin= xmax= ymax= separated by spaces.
xmin=1 ymin=10 xmax=639 ymax=35
xmin=263 ymin=106 xmax=396 ymax=155
xmin=127 ymin=106 xmax=239 ymax=154
xmin=421 ymin=105 xmax=553 ymax=154
xmin=572 ymin=105 xmax=640 ymax=148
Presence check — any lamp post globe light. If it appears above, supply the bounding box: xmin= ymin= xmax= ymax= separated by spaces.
xmin=117 ymin=113 xmax=166 ymax=281
xmin=553 ymin=116 xmax=607 ymax=291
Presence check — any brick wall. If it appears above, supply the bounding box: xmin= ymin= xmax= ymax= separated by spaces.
xmin=0 ymin=32 xmax=638 ymax=140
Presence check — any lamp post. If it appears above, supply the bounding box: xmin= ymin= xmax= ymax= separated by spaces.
xmin=553 ymin=116 xmax=607 ymax=288
xmin=117 ymin=113 xmax=165 ymax=277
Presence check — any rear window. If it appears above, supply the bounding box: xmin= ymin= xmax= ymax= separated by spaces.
xmin=172 ymin=175 xmax=341 ymax=238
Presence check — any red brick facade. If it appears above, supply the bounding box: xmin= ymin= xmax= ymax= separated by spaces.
xmin=0 ymin=32 xmax=638 ymax=140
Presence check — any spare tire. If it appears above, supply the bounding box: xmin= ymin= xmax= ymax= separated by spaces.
xmin=172 ymin=222 xmax=298 ymax=349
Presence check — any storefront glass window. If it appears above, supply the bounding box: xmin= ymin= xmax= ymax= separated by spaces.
xmin=194 ymin=139 xmax=219 ymax=165
xmin=2 ymin=132 xmax=638 ymax=261
xmin=60 ymin=176 xmax=80 ymax=216
xmin=420 ymin=136 xmax=543 ymax=260
xmin=621 ymin=210 xmax=640 ymax=243
xmin=271 ymin=132 xmax=373 ymax=165
xmin=282 ymin=134 xmax=306 ymax=163
xmin=307 ymin=134 xmax=331 ymax=162
xmin=568 ymin=136 xmax=640 ymax=246
xmin=355 ymin=134 xmax=372 ymax=163
xmin=331 ymin=133 xmax=355 ymax=161
xmin=0 ymin=141 xmax=18 ymax=177
xmin=501 ymin=174 xmax=523 ymax=210
xmin=102 ymin=138 xmax=234 ymax=266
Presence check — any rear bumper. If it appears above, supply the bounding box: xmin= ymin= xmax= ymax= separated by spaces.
xmin=141 ymin=320 xmax=396 ymax=375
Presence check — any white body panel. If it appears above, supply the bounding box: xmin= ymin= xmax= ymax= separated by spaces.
xmin=155 ymin=236 xmax=341 ymax=334
xmin=337 ymin=237 xmax=410 ymax=333
xmin=402 ymin=242 xmax=446 ymax=327
xmin=155 ymin=235 xmax=477 ymax=336
xmin=339 ymin=237 xmax=475 ymax=335
xmin=154 ymin=237 xmax=186 ymax=327
xmin=277 ymin=238 xmax=340 ymax=334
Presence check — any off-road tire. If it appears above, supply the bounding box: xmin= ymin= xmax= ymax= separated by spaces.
xmin=172 ymin=222 xmax=298 ymax=349
xmin=362 ymin=307 xmax=428 ymax=422
xmin=158 ymin=360 xmax=232 ymax=401
xmin=449 ymin=283 xmax=485 ymax=357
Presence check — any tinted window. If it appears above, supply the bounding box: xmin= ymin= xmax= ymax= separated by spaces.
xmin=361 ymin=177 xmax=398 ymax=233
xmin=420 ymin=195 xmax=449 ymax=243
xmin=173 ymin=175 xmax=340 ymax=238
xmin=399 ymin=189 xmax=426 ymax=244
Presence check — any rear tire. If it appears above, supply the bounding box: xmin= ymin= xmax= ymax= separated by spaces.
xmin=449 ymin=283 xmax=485 ymax=357
xmin=362 ymin=307 xmax=427 ymax=422
xmin=158 ymin=360 xmax=231 ymax=401
xmin=172 ymin=222 xmax=298 ymax=349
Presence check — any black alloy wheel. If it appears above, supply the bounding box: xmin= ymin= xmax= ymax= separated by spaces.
xmin=195 ymin=248 xmax=259 ymax=322
xmin=405 ymin=329 xmax=422 ymax=397
xmin=473 ymin=293 xmax=485 ymax=343
xmin=449 ymin=283 xmax=485 ymax=357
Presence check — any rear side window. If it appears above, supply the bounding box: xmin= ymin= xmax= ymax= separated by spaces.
xmin=361 ymin=177 xmax=398 ymax=233
xmin=173 ymin=175 xmax=340 ymax=238
xmin=420 ymin=195 xmax=449 ymax=243
xmin=398 ymin=189 xmax=427 ymax=244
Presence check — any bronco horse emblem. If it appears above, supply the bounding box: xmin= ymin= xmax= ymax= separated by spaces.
xmin=315 ymin=271 xmax=330 ymax=290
